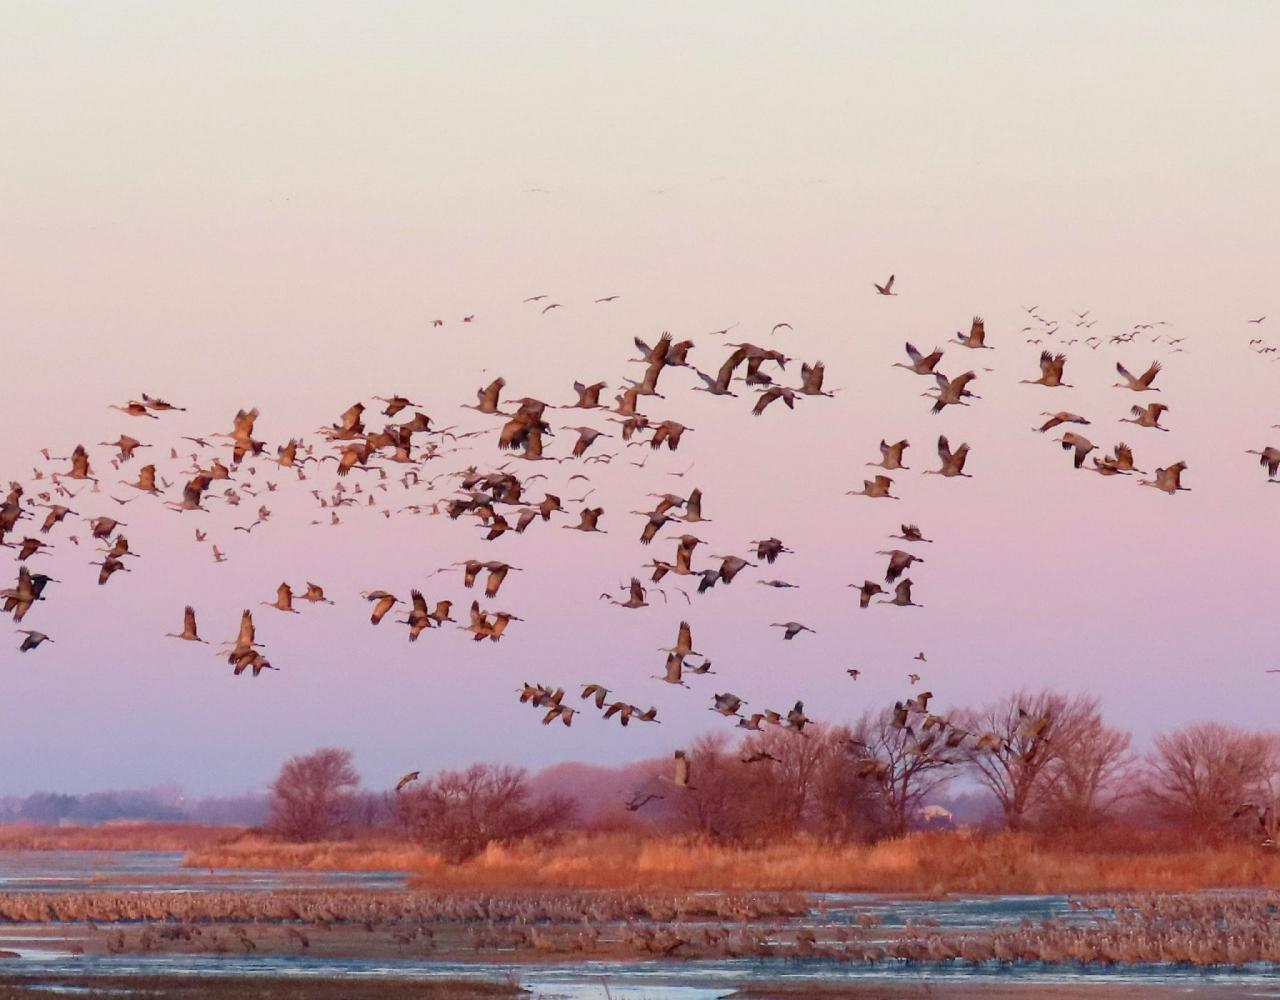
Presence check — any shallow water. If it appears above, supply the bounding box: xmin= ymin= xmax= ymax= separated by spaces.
xmin=0 ymin=850 xmax=406 ymax=893
xmin=2 ymin=951 xmax=1280 ymax=996
xmin=0 ymin=853 xmax=1276 ymax=997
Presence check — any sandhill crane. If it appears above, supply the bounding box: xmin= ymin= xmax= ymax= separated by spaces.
xmin=166 ymin=474 xmax=212 ymax=513
xmin=926 ymin=371 xmax=979 ymax=414
xmin=649 ymin=420 xmax=692 ymax=450
xmin=649 ymin=534 xmax=702 ymax=582
xmin=669 ymin=750 xmax=692 ymax=788
xmin=798 ymin=361 xmax=834 ymax=396
xmin=771 ymin=621 xmax=815 ymax=640
xmin=850 ymin=581 xmax=885 ymax=608
xmin=140 ymin=393 xmax=185 ymax=413
xmin=394 ymin=771 xmax=420 ymax=793
xmin=61 ymin=444 xmax=95 ymax=482
xmin=562 ymin=426 xmax=610 ymax=458
xmin=221 ymin=609 xmax=262 ymax=662
xmin=890 ymin=524 xmax=932 ymax=543
xmin=564 ymin=507 xmax=605 ymax=532
xmin=1114 ymin=360 xmax=1162 ymax=391
xmin=1140 ymin=461 xmax=1190 ymax=494
xmin=1095 ymin=442 xmax=1144 ymax=475
xmin=659 ymin=620 xmax=699 ymax=660
xmin=100 ymin=435 xmax=149 ymax=462
xmin=118 ymin=464 xmax=159 ymax=494
xmin=540 ymin=701 xmax=576 ymax=727
xmin=398 ymin=591 xmax=436 ymax=640
xmin=263 ymin=583 xmax=300 ymax=614
xmin=873 ymin=274 xmax=896 ymax=296
xmin=166 ymin=606 xmax=206 ymax=643
xmin=600 ymin=701 xmax=634 ymax=726
xmin=363 ymin=591 xmax=400 ymax=624
xmin=216 ymin=408 xmax=265 ymax=465
xmin=9 ymin=537 xmax=52 ymax=561
xmin=87 ymin=516 xmax=125 ymax=540
xmin=580 ymin=683 xmax=610 ymax=709
xmin=465 ymin=602 xmax=522 ymax=642
xmin=784 ymin=701 xmax=811 ymax=733
xmin=656 ymin=650 xmax=687 ymax=687
xmin=752 ymin=385 xmax=799 ymax=416
xmin=870 ymin=440 xmax=910 ymax=470
xmin=751 ymin=538 xmax=792 ymax=563
xmin=925 ymin=436 xmax=971 ymax=477
xmin=91 ymin=557 xmax=130 ymax=585
xmin=16 ymin=630 xmax=52 ymax=652
xmin=1021 ymin=351 xmax=1071 ymax=388
xmin=711 ymin=692 xmax=745 ymax=717
xmin=370 ymin=395 xmax=418 ymax=418
xmin=625 ymin=792 xmax=663 ymax=811
xmin=710 ymin=554 xmax=754 ymax=584
xmin=878 ymin=549 xmax=924 ymax=583
xmin=1035 ymin=412 xmax=1090 ymax=433
xmin=1017 ymin=708 xmax=1052 ymax=742
xmin=681 ymin=488 xmax=709 ymax=523
xmin=1054 ymin=432 xmax=1096 ymax=468
xmin=633 ymin=508 xmax=677 ymax=545
xmin=847 ymin=475 xmax=897 ymax=499
xmin=952 ymin=316 xmax=992 ymax=349
xmin=603 ymin=577 xmax=649 ymax=609
xmin=299 ymin=582 xmax=333 ymax=604
xmin=880 ymin=579 xmax=921 ymax=607
xmin=37 ymin=504 xmax=77 ymax=534
xmin=464 ymin=378 xmax=505 ymax=414
xmin=1123 ymin=402 xmax=1170 ymax=431
xmin=232 ymin=650 xmax=276 ymax=676
xmin=892 ymin=343 xmax=942 ymax=375
xmin=693 ymin=357 xmax=740 ymax=397
xmin=1248 ymin=447 xmax=1280 ymax=479
xmin=109 ymin=400 xmax=159 ymax=419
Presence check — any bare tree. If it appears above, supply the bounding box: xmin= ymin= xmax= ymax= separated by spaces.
xmin=739 ymin=724 xmax=841 ymax=834
xmin=811 ymin=724 xmax=888 ymax=841
xmin=848 ymin=708 xmax=960 ymax=836
xmin=1144 ymin=722 xmax=1269 ymax=837
xmin=960 ymin=690 xmax=1098 ymax=831
xmin=669 ymin=732 xmax=767 ymax=841
xmin=1037 ymin=714 xmax=1134 ymax=831
xmin=397 ymin=763 xmax=574 ymax=862
xmin=1231 ymin=734 xmax=1280 ymax=844
xmin=268 ymin=747 xmax=360 ymax=841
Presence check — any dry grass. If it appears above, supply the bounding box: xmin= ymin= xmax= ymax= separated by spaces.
xmin=0 ymin=822 xmax=243 ymax=852
xmin=185 ymin=835 xmax=432 ymax=872
xmin=186 ymin=829 xmax=1280 ymax=894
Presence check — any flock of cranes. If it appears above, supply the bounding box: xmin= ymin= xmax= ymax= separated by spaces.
xmin=0 ymin=282 xmax=1272 ymax=801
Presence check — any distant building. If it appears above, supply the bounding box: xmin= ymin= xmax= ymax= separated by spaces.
xmin=918 ymin=804 xmax=955 ymax=830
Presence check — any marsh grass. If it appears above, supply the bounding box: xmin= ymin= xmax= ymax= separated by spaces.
xmin=0 ymin=823 xmax=238 ymax=852
xmin=183 ymin=829 xmax=1280 ymax=894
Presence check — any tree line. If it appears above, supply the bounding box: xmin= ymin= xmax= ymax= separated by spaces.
xmin=265 ymin=688 xmax=1280 ymax=858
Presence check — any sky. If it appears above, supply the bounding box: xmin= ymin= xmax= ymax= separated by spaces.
xmin=2 ymin=2 xmax=1280 ymax=794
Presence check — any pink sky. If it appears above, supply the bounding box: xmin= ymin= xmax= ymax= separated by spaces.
xmin=2 ymin=2 xmax=1280 ymax=794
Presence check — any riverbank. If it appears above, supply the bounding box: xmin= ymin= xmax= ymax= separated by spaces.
xmin=186 ymin=831 xmax=1280 ymax=895
xmin=0 ymin=974 xmax=519 ymax=999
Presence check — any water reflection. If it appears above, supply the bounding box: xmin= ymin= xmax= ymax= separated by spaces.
xmin=0 ymin=851 xmax=405 ymax=893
